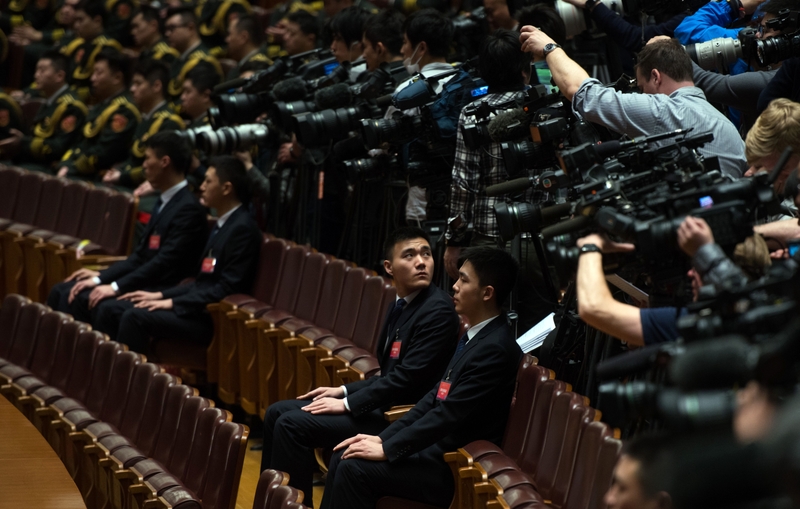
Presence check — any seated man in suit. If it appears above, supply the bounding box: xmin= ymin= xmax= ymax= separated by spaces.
xmin=46 ymin=130 xmax=208 ymax=334
xmin=111 ymin=155 xmax=262 ymax=354
xmin=321 ymin=246 xmax=523 ymax=509
xmin=260 ymin=227 xmax=460 ymax=506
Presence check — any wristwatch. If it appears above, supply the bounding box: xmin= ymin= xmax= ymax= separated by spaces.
xmin=584 ymin=0 xmax=600 ymax=10
xmin=579 ymin=244 xmax=602 ymax=255
xmin=542 ymin=43 xmax=562 ymax=58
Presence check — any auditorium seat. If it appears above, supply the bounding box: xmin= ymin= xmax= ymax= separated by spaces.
xmin=335 ymin=354 xmax=381 ymax=385
xmin=0 ymin=301 xmax=48 ymax=368
xmin=0 ymin=171 xmax=45 ymax=232
xmin=252 ymin=470 xmax=289 ymax=509
xmin=560 ymin=422 xmax=614 ymax=509
xmin=0 ymin=294 xmax=31 ymax=358
xmin=0 ymin=310 xmax=71 ymax=391
xmin=266 ymin=485 xmax=305 ymax=509
xmin=0 ymin=166 xmax=23 ymax=221
xmin=215 ymin=237 xmax=288 ymax=405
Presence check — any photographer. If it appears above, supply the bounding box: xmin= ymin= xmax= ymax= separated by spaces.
xmin=361 ymin=10 xmax=406 ymax=72
xmin=329 ymin=6 xmax=371 ymax=67
xmin=576 ymin=217 xmax=766 ymax=346
xmin=758 ymin=58 xmax=800 ymax=114
xmin=444 ymin=29 xmax=553 ymax=330
xmin=284 ymin=10 xmax=321 ymax=57
xmin=519 ymin=31 xmax=747 ymax=178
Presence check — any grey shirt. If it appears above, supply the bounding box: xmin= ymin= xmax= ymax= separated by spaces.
xmin=572 ymin=78 xmax=747 ymax=178
xmin=692 ymin=62 xmax=777 ymax=136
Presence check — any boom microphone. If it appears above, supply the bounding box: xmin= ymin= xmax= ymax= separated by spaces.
xmin=487 ymin=109 xmax=530 ymax=143
xmin=213 ymin=77 xmax=248 ymax=94
xmin=596 ymin=343 xmax=682 ymax=380
xmin=541 ymin=214 xmax=592 ymax=239
xmin=668 ymin=335 xmax=756 ymax=391
xmin=272 ymin=77 xmax=308 ymax=102
xmin=485 ymin=176 xmax=534 ymax=197
xmin=314 ymin=83 xmax=353 ymax=110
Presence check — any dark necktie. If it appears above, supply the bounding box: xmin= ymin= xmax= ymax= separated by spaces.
xmin=203 ymin=223 xmax=221 ymax=253
xmin=149 ymin=197 xmax=164 ymax=225
xmin=453 ymin=332 xmax=469 ymax=358
xmin=383 ymin=299 xmax=407 ymax=353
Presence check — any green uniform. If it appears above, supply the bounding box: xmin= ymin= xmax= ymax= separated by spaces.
xmin=117 ymin=101 xmax=185 ymax=189
xmin=227 ymin=47 xmax=271 ymax=79
xmin=104 ymin=0 xmax=135 ymax=47
xmin=0 ymin=93 xmax=25 ymax=139
xmin=196 ymin=0 xmax=251 ymax=57
xmin=60 ymin=90 xmax=140 ymax=178
xmin=69 ymin=34 xmax=122 ymax=101
xmin=19 ymin=86 xmax=88 ymax=166
xmin=168 ymin=41 xmax=223 ymax=99
xmin=139 ymin=38 xmax=179 ymax=66
xmin=1 ymin=0 xmax=54 ymax=33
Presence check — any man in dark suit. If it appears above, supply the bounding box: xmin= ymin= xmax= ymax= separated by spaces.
xmin=46 ymin=130 xmax=208 ymax=334
xmin=321 ymin=246 xmax=523 ymax=509
xmin=260 ymin=227 xmax=460 ymax=506
xmin=111 ymin=155 xmax=262 ymax=354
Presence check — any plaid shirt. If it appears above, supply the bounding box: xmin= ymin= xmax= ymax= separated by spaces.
xmin=446 ymin=90 xmax=546 ymax=244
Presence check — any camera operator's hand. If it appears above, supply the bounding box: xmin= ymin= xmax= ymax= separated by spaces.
xmin=277 ymin=136 xmax=302 ymax=165
xmin=519 ymin=26 xmax=556 ymax=61
xmin=576 ymin=233 xmax=635 ymax=253
xmin=234 ymin=149 xmax=254 ymax=171
xmin=677 ymin=216 xmax=715 ymax=258
xmin=103 ymin=168 xmax=121 ymax=184
xmin=133 ymin=180 xmax=155 ymax=198
xmin=444 ymin=246 xmax=461 ymax=280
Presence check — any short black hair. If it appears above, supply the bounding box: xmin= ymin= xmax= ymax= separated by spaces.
xmin=363 ymin=10 xmax=405 ymax=56
xmin=133 ymin=58 xmax=170 ymax=95
xmin=166 ymin=6 xmax=197 ymax=30
xmin=479 ymin=29 xmax=531 ymax=90
xmin=76 ymin=0 xmax=106 ymax=25
xmin=621 ymin=433 xmax=673 ymax=498
xmin=457 ymin=246 xmax=519 ymax=306
xmin=329 ymin=6 xmax=371 ymax=46
xmin=287 ymin=10 xmax=320 ymax=38
xmin=209 ymin=155 xmax=251 ymax=204
xmin=404 ymin=9 xmax=454 ymax=58
xmin=135 ymin=4 xmax=161 ymax=25
xmin=635 ymin=38 xmax=693 ymax=83
xmin=95 ymin=49 xmax=131 ymax=86
xmin=234 ymin=14 xmax=263 ymax=46
xmin=383 ymin=226 xmax=430 ymax=260
xmin=146 ymin=131 xmax=193 ymax=175
xmin=515 ymin=5 xmax=566 ymax=45
xmin=762 ymin=0 xmax=795 ymax=16
xmin=185 ymin=62 xmax=221 ymax=94
xmin=40 ymin=49 xmax=71 ymax=75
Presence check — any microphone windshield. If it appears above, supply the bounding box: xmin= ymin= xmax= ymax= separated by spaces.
xmin=272 ymin=77 xmax=308 ymax=102
xmin=314 ymin=83 xmax=353 ymax=110
xmin=487 ymin=109 xmax=529 ymax=143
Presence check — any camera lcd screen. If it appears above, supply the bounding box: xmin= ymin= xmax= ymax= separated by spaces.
xmin=471 ymin=86 xmax=489 ymax=98
xmin=324 ymin=62 xmax=340 ymax=75
xmin=789 ymin=242 xmax=800 ymax=257
xmin=699 ymin=196 xmax=714 ymax=209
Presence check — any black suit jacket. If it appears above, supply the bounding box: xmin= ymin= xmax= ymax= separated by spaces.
xmin=161 ymin=205 xmax=262 ymax=316
xmin=344 ymin=284 xmax=460 ymax=417
xmin=99 ymin=185 xmax=207 ymax=294
xmin=379 ymin=314 xmax=522 ymax=462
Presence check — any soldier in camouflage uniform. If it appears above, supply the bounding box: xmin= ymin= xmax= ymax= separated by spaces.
xmin=69 ymin=0 xmax=123 ymax=102
xmin=131 ymin=6 xmax=179 ymax=65
xmin=103 ymin=59 xmax=185 ymax=190
xmin=224 ymin=13 xmax=271 ymax=79
xmin=58 ymin=49 xmax=140 ymax=179
xmin=164 ymin=7 xmax=223 ymax=100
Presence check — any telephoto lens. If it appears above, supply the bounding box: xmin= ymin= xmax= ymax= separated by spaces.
xmin=684 ymin=37 xmax=743 ymax=72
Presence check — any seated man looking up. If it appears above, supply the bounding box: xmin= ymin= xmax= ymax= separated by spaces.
xmin=321 ymin=246 xmax=523 ymax=509
xmin=47 ymin=130 xmax=208 ymax=334
xmin=113 ymin=155 xmax=262 ymax=354
xmin=261 ymin=226 xmax=459 ymax=507
xmin=519 ymin=30 xmax=747 ymax=178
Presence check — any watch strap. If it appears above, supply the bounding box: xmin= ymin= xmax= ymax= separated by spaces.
xmin=579 ymin=244 xmax=602 ymax=255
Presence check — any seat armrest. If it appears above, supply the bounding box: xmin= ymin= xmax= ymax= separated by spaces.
xmin=383 ymin=405 xmax=414 ymax=422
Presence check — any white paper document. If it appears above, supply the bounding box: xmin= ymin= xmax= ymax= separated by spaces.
xmin=516 ymin=312 xmax=556 ymax=353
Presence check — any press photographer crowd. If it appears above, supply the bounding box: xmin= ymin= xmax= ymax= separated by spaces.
xmin=3 ymin=0 xmax=800 ymax=505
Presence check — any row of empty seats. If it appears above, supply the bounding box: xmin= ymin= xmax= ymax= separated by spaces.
xmin=0 ymin=164 xmax=137 ymax=303
xmin=0 ymin=294 xmax=248 ymax=509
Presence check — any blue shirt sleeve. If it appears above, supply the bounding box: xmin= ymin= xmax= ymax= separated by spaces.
xmin=640 ymin=307 xmax=688 ymax=345
xmin=591 ymin=4 xmax=687 ymax=53
xmin=674 ymin=1 xmax=739 ymax=44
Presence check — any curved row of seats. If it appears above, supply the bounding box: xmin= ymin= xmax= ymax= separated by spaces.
xmin=0 ymin=164 xmax=137 ymax=303
xmin=0 ymin=294 xmax=247 ymax=509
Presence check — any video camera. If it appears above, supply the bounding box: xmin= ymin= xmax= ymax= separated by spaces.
xmin=756 ymin=8 xmax=800 ymax=67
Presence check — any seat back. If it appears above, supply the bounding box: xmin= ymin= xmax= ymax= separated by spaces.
xmin=0 ymin=294 xmax=31 ymax=358
xmin=516 ymin=378 xmax=567 ymax=476
xmin=63 ymin=330 xmax=106 ymax=401
xmin=267 ymin=486 xmax=304 ymax=509
xmin=589 ymin=435 xmax=622 ymax=509
xmin=117 ymin=362 xmax=161 ymax=440
xmin=165 ymin=396 xmax=214 ymax=480
xmin=502 ymin=360 xmax=554 ymax=462
xmin=133 ymin=373 xmax=178 ymax=454
xmin=98 ymin=350 xmax=142 ymax=426
xmin=0 ymin=166 xmax=23 ymax=219
xmin=252 ymin=470 xmax=288 ymax=509
xmin=551 ymin=406 xmax=598 ymax=507
xmin=251 ymin=238 xmax=287 ymax=305
xmin=53 ymin=180 xmax=91 ymax=236
xmin=81 ymin=340 xmax=126 ymax=415
xmin=562 ymin=422 xmax=613 ymax=509
xmin=198 ymin=421 xmax=249 ymax=509
xmin=181 ymin=407 xmax=229 ymax=494
xmin=46 ymin=321 xmax=89 ymax=388
xmin=309 ymin=260 xmax=348 ymax=327
xmin=96 ymin=191 xmax=136 ymax=255
xmin=26 ymin=311 xmax=71 ymax=379
xmin=74 ymin=188 xmax=113 ymax=240
xmin=291 ymin=253 xmax=329 ymax=320
xmin=350 ymin=276 xmax=388 ymax=352
xmin=31 ymin=178 xmax=65 ymax=230
xmin=4 ymin=302 xmax=48 ymax=366
xmin=11 ymin=172 xmax=45 ymax=224
xmin=149 ymin=384 xmax=194 ymax=459
xmin=534 ymin=391 xmax=586 ymax=501
xmin=271 ymin=246 xmax=307 ymax=312
xmin=370 ymin=281 xmax=396 ymax=355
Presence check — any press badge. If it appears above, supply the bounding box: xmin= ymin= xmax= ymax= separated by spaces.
xmin=436 ymin=380 xmax=451 ymax=400
xmin=148 ymin=235 xmax=161 ymax=250
xmin=389 ymin=341 xmax=401 ymax=359
xmin=201 ymin=257 xmax=217 ymax=273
